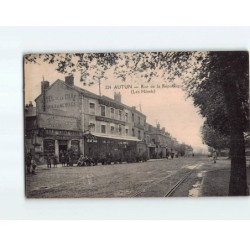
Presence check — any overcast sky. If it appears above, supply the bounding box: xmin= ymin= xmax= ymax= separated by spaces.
xmin=24 ymin=55 xmax=208 ymax=153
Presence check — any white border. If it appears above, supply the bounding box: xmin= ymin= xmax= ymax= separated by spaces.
xmin=0 ymin=0 xmax=250 ymax=26
xmin=0 ymin=27 xmax=250 ymax=220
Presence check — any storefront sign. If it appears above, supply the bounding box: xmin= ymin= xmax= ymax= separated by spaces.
xmin=38 ymin=113 xmax=79 ymax=131
xmin=87 ymin=139 xmax=97 ymax=143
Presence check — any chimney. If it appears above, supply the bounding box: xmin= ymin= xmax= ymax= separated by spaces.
xmin=114 ymin=92 xmax=121 ymax=103
xmin=41 ymin=80 xmax=49 ymax=94
xmin=162 ymin=127 xmax=165 ymax=133
xmin=41 ymin=79 xmax=49 ymax=112
xmin=157 ymin=122 xmax=160 ymax=130
xmin=65 ymin=75 xmax=74 ymax=86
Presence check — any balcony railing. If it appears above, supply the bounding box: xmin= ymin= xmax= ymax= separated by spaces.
xmin=95 ymin=115 xmax=126 ymax=126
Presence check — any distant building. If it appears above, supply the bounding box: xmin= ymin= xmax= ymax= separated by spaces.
xmin=145 ymin=123 xmax=173 ymax=158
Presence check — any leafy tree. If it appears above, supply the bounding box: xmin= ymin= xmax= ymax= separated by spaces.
xmin=176 ymin=143 xmax=193 ymax=156
xmin=201 ymin=121 xmax=230 ymax=152
xmin=210 ymin=52 xmax=248 ymax=195
xmin=191 ymin=52 xmax=248 ymax=195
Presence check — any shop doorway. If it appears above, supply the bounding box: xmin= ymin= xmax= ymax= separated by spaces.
xmin=58 ymin=140 xmax=68 ymax=163
xmin=58 ymin=140 xmax=68 ymax=155
xmin=149 ymin=147 xmax=156 ymax=159
xmin=44 ymin=139 xmax=55 ymax=156
xmin=59 ymin=144 xmax=67 ymax=152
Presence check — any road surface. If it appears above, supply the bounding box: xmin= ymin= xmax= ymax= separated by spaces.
xmin=26 ymin=157 xmax=231 ymax=198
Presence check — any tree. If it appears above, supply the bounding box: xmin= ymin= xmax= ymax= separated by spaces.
xmin=186 ymin=52 xmax=249 ymax=195
xmin=176 ymin=143 xmax=193 ymax=156
xmin=217 ymin=52 xmax=248 ymax=195
xmin=201 ymin=121 xmax=230 ymax=153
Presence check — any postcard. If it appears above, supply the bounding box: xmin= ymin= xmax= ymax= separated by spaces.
xmin=24 ymin=51 xmax=249 ymax=198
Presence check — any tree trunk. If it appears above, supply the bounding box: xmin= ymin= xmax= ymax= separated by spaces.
xmin=223 ymin=80 xmax=248 ymax=196
xmin=228 ymin=128 xmax=247 ymax=195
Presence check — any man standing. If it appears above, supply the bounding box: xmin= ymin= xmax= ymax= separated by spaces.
xmin=46 ymin=155 xmax=51 ymax=168
xmin=213 ymin=150 xmax=218 ymax=163
xmin=53 ymin=154 xmax=58 ymax=168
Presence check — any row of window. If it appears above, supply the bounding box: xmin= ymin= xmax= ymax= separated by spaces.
xmin=89 ymin=102 xmax=144 ymax=125
xmin=89 ymin=122 xmax=143 ymax=139
xmin=89 ymin=123 xmax=129 ymax=135
xmin=89 ymin=103 xmax=126 ymax=120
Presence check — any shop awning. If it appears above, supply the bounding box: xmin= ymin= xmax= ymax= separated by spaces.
xmin=91 ymin=132 xmax=141 ymax=142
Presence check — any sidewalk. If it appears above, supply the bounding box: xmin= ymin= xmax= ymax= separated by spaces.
xmin=201 ymin=161 xmax=250 ymax=196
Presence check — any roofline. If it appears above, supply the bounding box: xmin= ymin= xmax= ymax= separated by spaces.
xmin=34 ymin=78 xmax=146 ymax=117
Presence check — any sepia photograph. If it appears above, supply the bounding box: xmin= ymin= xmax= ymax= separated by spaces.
xmin=24 ymin=51 xmax=249 ymax=198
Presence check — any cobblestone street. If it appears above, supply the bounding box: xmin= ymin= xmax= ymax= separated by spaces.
xmin=26 ymin=157 xmax=236 ymax=198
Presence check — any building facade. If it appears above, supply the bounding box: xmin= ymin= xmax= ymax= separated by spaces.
xmin=145 ymin=123 xmax=173 ymax=158
xmin=25 ymin=76 xmax=148 ymax=163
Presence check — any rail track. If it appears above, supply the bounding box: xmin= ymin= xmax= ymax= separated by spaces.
xmin=163 ymin=164 xmax=230 ymax=197
xmin=131 ymin=172 xmax=175 ymax=197
xmin=131 ymin=163 xmax=203 ymax=197
xmin=164 ymin=171 xmax=194 ymax=197
xmin=164 ymin=163 xmax=205 ymax=197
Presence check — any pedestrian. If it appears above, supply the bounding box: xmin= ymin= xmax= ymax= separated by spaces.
xmin=213 ymin=151 xmax=217 ymax=163
xmin=53 ymin=155 xmax=58 ymax=168
xmin=46 ymin=155 xmax=51 ymax=168
xmin=31 ymin=157 xmax=37 ymax=174
xmin=171 ymin=152 xmax=174 ymax=159
xmin=61 ymin=153 xmax=66 ymax=167
xmin=66 ymin=154 xmax=71 ymax=167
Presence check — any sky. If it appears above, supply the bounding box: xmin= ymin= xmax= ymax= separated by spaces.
xmin=24 ymin=54 xmax=208 ymax=153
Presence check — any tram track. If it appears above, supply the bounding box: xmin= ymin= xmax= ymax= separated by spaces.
xmin=164 ymin=163 xmax=204 ymax=197
xmin=131 ymin=172 xmax=176 ymax=197
xmin=163 ymin=164 xmax=229 ymax=197
xmin=164 ymin=171 xmax=194 ymax=197
xmin=131 ymin=162 xmax=203 ymax=197
xmin=131 ymin=163 xmax=202 ymax=197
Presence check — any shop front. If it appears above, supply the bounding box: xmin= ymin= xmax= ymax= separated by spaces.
xmin=147 ymin=143 xmax=156 ymax=159
xmin=37 ymin=128 xmax=84 ymax=163
xmin=84 ymin=133 xmax=140 ymax=163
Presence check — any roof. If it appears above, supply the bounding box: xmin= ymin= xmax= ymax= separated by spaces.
xmin=72 ymin=83 xmax=145 ymax=116
xmin=35 ymin=78 xmax=146 ymax=117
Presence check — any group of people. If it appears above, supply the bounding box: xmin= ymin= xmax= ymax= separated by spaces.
xmin=44 ymin=150 xmax=77 ymax=168
xmin=59 ymin=150 xmax=75 ymax=167
xmin=25 ymin=150 xmax=77 ymax=174
xmin=46 ymin=151 xmax=75 ymax=168
xmin=46 ymin=154 xmax=58 ymax=168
